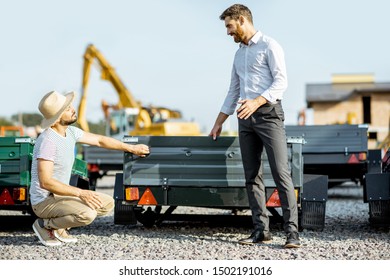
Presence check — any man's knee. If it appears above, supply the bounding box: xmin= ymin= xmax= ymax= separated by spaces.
xmin=77 ymin=208 xmax=98 ymax=225
xmin=97 ymin=197 xmax=114 ymax=216
xmin=98 ymin=193 xmax=114 ymax=215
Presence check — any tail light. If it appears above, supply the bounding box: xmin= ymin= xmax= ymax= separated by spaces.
xmin=125 ymin=187 xmax=139 ymax=201
xmin=358 ymin=152 xmax=367 ymax=161
xmin=87 ymin=163 xmax=100 ymax=172
xmin=13 ymin=187 xmax=26 ymax=201
xmin=348 ymin=153 xmax=366 ymax=164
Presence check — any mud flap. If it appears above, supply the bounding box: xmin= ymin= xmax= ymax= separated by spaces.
xmin=364 ymin=173 xmax=390 ymax=227
xmin=113 ymin=173 xmax=137 ymax=225
xmin=300 ymin=174 xmax=328 ymax=230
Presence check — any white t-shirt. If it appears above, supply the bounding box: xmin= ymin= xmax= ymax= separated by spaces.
xmin=30 ymin=126 xmax=84 ymax=205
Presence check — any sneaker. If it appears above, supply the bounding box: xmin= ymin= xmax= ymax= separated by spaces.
xmin=238 ymin=229 xmax=272 ymax=245
xmin=32 ymin=219 xmax=62 ymax=246
xmin=284 ymin=231 xmax=301 ymax=248
xmin=54 ymin=229 xmax=78 ymax=243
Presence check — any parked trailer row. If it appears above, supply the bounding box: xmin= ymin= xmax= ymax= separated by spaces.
xmin=85 ymin=124 xmax=371 ymax=189
xmin=108 ymin=124 xmax=388 ymax=229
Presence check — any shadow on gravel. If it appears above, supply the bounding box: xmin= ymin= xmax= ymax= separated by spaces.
xmin=327 ymin=183 xmax=364 ymax=200
xmin=0 ymin=234 xmax=38 ymax=246
xmin=76 ymin=214 xmax=290 ymax=247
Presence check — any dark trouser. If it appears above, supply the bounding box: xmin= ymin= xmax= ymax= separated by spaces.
xmin=238 ymin=101 xmax=298 ymax=234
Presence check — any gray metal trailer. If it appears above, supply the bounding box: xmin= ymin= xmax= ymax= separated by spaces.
xmin=113 ymin=136 xmax=328 ymax=230
xmin=82 ymin=144 xmax=124 ymax=189
xmin=285 ymin=124 xmax=389 ymax=227
xmin=285 ymin=124 xmax=369 ymax=187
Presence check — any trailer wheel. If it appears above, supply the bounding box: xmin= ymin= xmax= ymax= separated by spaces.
xmin=135 ymin=206 xmax=162 ymax=228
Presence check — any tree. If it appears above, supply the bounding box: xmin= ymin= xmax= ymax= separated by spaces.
xmin=11 ymin=113 xmax=42 ymax=127
xmin=0 ymin=117 xmax=14 ymax=126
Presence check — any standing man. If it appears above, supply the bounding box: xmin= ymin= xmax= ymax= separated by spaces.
xmin=210 ymin=4 xmax=300 ymax=248
xmin=30 ymin=90 xmax=150 ymax=246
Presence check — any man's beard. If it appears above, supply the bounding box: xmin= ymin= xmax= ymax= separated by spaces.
xmin=60 ymin=115 xmax=78 ymax=126
xmin=232 ymin=23 xmax=245 ymax=43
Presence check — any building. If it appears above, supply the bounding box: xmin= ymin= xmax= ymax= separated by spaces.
xmin=305 ymin=74 xmax=390 ymax=149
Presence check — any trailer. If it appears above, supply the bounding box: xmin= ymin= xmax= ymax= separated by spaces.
xmin=82 ymin=144 xmax=123 ymax=189
xmin=113 ymin=135 xmax=328 ymax=230
xmin=0 ymin=136 xmax=90 ymax=216
xmin=285 ymin=124 xmax=369 ymax=187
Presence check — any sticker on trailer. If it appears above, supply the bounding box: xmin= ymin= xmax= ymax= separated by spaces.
xmin=123 ymin=137 xmax=139 ymax=143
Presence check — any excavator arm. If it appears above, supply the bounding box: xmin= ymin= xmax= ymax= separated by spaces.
xmin=77 ymin=44 xmax=200 ymax=137
xmin=77 ymin=44 xmax=151 ymax=131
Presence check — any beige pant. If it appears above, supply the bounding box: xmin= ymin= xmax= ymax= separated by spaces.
xmin=32 ymin=193 xmax=114 ymax=230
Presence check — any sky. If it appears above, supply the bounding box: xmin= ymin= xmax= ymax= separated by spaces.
xmin=1 ymin=0 xmax=390 ymax=134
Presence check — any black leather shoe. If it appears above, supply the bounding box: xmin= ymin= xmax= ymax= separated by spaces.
xmin=238 ymin=229 xmax=272 ymax=245
xmin=284 ymin=232 xmax=301 ymax=248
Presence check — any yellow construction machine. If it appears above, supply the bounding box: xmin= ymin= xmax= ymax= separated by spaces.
xmin=77 ymin=44 xmax=200 ymax=138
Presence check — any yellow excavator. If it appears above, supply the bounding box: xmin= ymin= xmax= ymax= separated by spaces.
xmin=77 ymin=44 xmax=200 ymax=138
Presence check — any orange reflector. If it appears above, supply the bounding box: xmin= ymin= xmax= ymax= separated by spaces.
xmin=125 ymin=187 xmax=139 ymax=201
xmin=358 ymin=152 xmax=367 ymax=161
xmin=0 ymin=188 xmax=15 ymax=205
xmin=266 ymin=189 xmax=281 ymax=207
xmin=13 ymin=188 xmax=26 ymax=201
xmin=348 ymin=154 xmax=359 ymax=164
xmin=138 ymin=188 xmax=157 ymax=205
xmin=88 ymin=163 xmax=99 ymax=172
xmin=266 ymin=189 xmax=299 ymax=207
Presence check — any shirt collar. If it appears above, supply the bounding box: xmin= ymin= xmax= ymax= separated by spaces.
xmin=250 ymin=31 xmax=262 ymax=44
xmin=240 ymin=31 xmax=262 ymax=47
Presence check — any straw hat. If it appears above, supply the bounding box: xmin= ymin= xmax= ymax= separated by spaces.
xmin=38 ymin=90 xmax=76 ymax=129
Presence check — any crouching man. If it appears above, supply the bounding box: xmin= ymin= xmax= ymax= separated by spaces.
xmin=30 ymin=90 xmax=150 ymax=246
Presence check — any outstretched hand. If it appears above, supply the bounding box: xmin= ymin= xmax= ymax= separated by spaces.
xmin=131 ymin=144 xmax=150 ymax=157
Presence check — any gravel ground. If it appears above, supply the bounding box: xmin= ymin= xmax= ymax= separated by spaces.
xmin=0 ymin=180 xmax=389 ymax=261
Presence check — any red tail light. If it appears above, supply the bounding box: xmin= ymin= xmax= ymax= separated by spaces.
xmin=87 ymin=163 xmax=100 ymax=172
